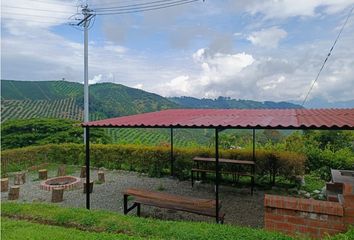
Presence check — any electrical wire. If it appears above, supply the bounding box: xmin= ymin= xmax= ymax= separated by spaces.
xmin=2 ymin=5 xmax=76 ymax=14
xmin=94 ymin=0 xmax=193 ymax=12
xmin=301 ymin=5 xmax=354 ymax=107
xmin=1 ymin=12 xmax=73 ymax=20
xmin=4 ymin=18 xmax=73 ymax=25
xmin=23 ymin=0 xmax=77 ymax=7
xmin=89 ymin=0 xmax=156 ymax=8
xmin=95 ymin=0 xmax=199 ymax=15
xmin=94 ymin=0 xmax=177 ymax=10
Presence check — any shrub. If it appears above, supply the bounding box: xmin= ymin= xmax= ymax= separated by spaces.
xmin=1 ymin=143 xmax=305 ymax=183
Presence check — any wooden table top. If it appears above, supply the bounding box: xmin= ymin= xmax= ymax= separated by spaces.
xmin=193 ymin=157 xmax=255 ymax=165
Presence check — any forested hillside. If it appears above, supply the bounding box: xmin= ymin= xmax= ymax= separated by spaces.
xmin=169 ymin=96 xmax=303 ymax=109
xmin=1 ymin=80 xmax=178 ymax=122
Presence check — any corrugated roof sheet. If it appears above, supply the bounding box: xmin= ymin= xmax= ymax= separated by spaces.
xmin=83 ymin=108 xmax=354 ymax=129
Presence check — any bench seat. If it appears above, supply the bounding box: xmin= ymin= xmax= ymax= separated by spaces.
xmin=123 ymin=188 xmax=225 ymax=222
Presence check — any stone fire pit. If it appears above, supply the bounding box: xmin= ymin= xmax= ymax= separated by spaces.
xmin=40 ymin=176 xmax=81 ymax=191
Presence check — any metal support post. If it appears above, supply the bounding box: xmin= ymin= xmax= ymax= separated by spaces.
xmin=85 ymin=127 xmax=90 ymax=209
xmin=215 ymin=128 xmax=220 ymax=223
xmin=170 ymin=128 xmax=174 ymax=176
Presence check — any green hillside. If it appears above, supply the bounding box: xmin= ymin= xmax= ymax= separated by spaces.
xmin=169 ymin=96 xmax=303 ymax=109
xmin=1 ymin=80 xmax=178 ymax=122
xmin=1 ymin=80 xmax=82 ymax=100
xmin=1 ymin=98 xmax=83 ymax=122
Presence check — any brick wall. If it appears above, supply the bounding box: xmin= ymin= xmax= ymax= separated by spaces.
xmin=264 ymin=183 xmax=354 ymax=239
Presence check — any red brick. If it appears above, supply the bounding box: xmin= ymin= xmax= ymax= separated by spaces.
xmin=344 ymin=216 xmax=354 ymax=225
xmin=343 ymin=183 xmax=353 ymax=195
xmin=264 ymin=220 xmax=275 ymax=230
xmin=305 ymin=219 xmax=330 ymax=228
xmin=297 ymin=225 xmax=319 ymax=237
xmin=276 ymin=208 xmax=298 ymax=216
xmin=328 ymin=195 xmax=339 ymax=202
xmin=327 ymin=215 xmax=344 ymax=223
xmin=343 ymin=195 xmax=354 ymax=207
xmin=274 ymin=222 xmax=296 ymax=233
xmin=287 ymin=216 xmax=305 ymax=225
xmin=265 ymin=212 xmax=286 ymax=222
xmin=344 ymin=208 xmax=354 ymax=216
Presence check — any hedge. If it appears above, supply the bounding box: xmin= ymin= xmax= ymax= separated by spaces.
xmin=1 ymin=143 xmax=306 ymax=182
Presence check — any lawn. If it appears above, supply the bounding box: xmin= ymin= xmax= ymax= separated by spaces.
xmin=1 ymin=218 xmax=140 ymax=240
xmin=2 ymin=202 xmax=354 ymax=240
xmin=1 ymin=202 xmax=292 ymax=240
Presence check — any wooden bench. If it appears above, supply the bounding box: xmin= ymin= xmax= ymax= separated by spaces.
xmin=123 ymin=188 xmax=225 ymax=223
xmin=192 ymin=157 xmax=256 ymax=195
xmin=191 ymin=168 xmax=255 ymax=184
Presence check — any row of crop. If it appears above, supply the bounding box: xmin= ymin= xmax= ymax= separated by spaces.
xmin=1 ymin=98 xmax=83 ymax=122
xmin=1 ymin=143 xmax=305 ymax=183
xmin=105 ymin=128 xmax=199 ymax=147
xmin=52 ymin=81 xmax=82 ymax=97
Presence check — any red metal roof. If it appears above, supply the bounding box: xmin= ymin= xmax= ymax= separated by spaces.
xmin=83 ymin=108 xmax=354 ymax=129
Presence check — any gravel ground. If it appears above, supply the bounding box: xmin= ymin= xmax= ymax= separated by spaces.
xmin=1 ymin=167 xmax=264 ymax=227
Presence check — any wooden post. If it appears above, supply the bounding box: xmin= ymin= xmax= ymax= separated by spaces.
xmin=83 ymin=181 xmax=93 ymax=194
xmin=8 ymin=186 xmax=20 ymax=200
xmin=80 ymin=166 xmax=86 ymax=178
xmin=14 ymin=172 xmax=24 ymax=185
xmin=1 ymin=178 xmax=9 ymax=192
xmin=57 ymin=165 xmax=66 ymax=176
xmin=52 ymin=187 xmax=64 ymax=203
xmin=98 ymin=171 xmax=105 ymax=183
xmin=38 ymin=169 xmax=48 ymax=180
xmin=21 ymin=172 xmax=26 ymax=184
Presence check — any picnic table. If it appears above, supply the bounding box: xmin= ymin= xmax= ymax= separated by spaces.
xmin=191 ymin=157 xmax=255 ymax=195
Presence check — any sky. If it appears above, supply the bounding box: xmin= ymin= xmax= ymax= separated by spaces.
xmin=1 ymin=0 xmax=354 ymax=104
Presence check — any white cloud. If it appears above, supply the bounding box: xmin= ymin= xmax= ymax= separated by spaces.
xmin=1 ymin=0 xmax=78 ymax=32
xmin=243 ymin=0 xmax=354 ymax=19
xmin=133 ymin=83 xmax=144 ymax=89
xmin=88 ymin=74 xmax=102 ymax=85
xmin=155 ymin=49 xmax=255 ymax=97
xmin=247 ymin=27 xmax=287 ymax=48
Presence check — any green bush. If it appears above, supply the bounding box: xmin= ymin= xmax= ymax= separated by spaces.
xmin=1 ymin=143 xmax=305 ymax=183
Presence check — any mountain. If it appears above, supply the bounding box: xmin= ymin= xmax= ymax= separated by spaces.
xmin=290 ymin=97 xmax=354 ymax=109
xmin=169 ymin=96 xmax=303 ymax=109
xmin=1 ymin=80 xmax=178 ymax=122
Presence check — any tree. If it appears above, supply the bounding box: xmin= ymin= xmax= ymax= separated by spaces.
xmin=1 ymin=118 xmax=111 ymax=150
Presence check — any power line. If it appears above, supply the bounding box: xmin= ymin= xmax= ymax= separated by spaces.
xmin=2 ymin=12 xmax=73 ymax=20
xmin=89 ymin=0 xmax=158 ymax=8
xmin=24 ymin=0 xmax=77 ymax=7
xmin=2 ymin=5 xmax=76 ymax=14
xmin=301 ymin=5 xmax=354 ymax=107
xmin=95 ymin=0 xmax=200 ymax=15
xmin=94 ymin=0 xmax=177 ymax=10
xmin=3 ymin=18 xmax=74 ymax=24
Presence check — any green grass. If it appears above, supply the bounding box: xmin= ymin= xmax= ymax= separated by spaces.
xmin=1 ymin=202 xmax=293 ymax=240
xmin=2 ymin=202 xmax=354 ymax=240
xmin=1 ymin=217 xmax=140 ymax=240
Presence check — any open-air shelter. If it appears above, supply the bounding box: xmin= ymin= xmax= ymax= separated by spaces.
xmin=82 ymin=108 xmax=354 ymax=223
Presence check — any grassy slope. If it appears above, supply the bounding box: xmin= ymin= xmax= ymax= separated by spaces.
xmin=1 ymin=218 xmax=140 ymax=240
xmin=1 ymin=202 xmax=293 ymax=240
xmin=2 ymin=203 xmax=353 ymax=239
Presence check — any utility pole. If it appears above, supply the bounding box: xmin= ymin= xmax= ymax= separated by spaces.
xmin=77 ymin=5 xmax=94 ymax=143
